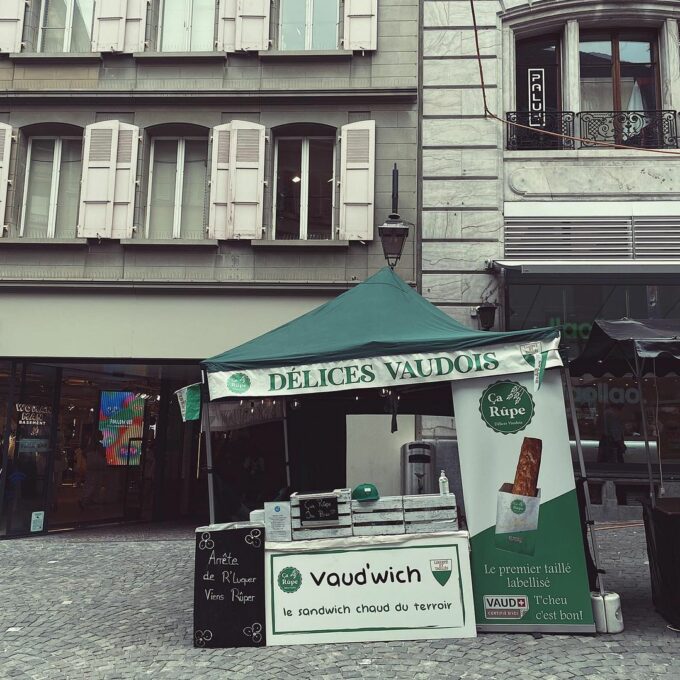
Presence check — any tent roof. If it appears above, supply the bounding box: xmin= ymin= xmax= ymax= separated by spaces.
xmin=202 ymin=267 xmax=558 ymax=372
xmin=570 ymin=318 xmax=680 ymax=377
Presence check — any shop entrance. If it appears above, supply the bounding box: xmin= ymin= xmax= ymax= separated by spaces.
xmin=0 ymin=361 xmax=203 ymax=537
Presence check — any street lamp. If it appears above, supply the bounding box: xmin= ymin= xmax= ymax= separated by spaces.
xmin=378 ymin=164 xmax=413 ymax=269
xmin=476 ymin=302 xmax=497 ymax=331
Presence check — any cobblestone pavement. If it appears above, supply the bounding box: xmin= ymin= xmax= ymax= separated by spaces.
xmin=0 ymin=522 xmax=678 ymax=679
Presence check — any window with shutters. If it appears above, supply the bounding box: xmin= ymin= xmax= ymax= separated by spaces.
xmin=279 ymin=0 xmax=340 ymax=50
xmin=146 ymin=137 xmax=209 ymax=239
xmin=274 ymin=135 xmax=335 ymax=240
xmin=39 ymin=0 xmax=95 ymax=52
xmin=159 ymin=0 xmax=215 ymax=52
xmin=21 ymin=137 xmax=83 ymax=238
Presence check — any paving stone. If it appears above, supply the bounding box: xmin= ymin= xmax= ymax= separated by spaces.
xmin=0 ymin=523 xmax=678 ymax=678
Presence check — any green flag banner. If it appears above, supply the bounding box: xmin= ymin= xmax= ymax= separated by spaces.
xmin=175 ymin=383 xmax=201 ymax=422
xmin=207 ymin=338 xmax=562 ymax=400
xmin=452 ymin=370 xmax=595 ymax=633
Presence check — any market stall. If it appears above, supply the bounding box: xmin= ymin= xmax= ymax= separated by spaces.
xmin=571 ymin=318 xmax=680 ymax=629
xmin=185 ymin=267 xmax=597 ymax=645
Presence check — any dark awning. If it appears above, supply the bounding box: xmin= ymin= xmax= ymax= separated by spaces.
xmin=570 ymin=319 xmax=680 ymax=376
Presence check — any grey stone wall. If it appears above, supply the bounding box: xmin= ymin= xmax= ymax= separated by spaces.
xmin=0 ymin=0 xmax=419 ymax=287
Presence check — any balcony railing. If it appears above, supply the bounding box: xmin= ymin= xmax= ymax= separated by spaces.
xmin=506 ymin=110 xmax=679 ymax=150
xmin=507 ymin=111 xmax=575 ymax=150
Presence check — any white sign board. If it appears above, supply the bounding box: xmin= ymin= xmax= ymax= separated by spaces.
xmin=264 ymin=502 xmax=292 ymax=542
xmin=265 ymin=532 xmax=476 ymax=645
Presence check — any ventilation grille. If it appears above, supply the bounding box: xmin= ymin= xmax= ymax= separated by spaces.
xmin=117 ymin=129 xmax=133 ymax=163
xmin=217 ymin=130 xmax=231 ymax=164
xmin=0 ymin=129 xmax=6 ymax=163
xmin=505 ymin=216 xmax=680 ymax=260
xmin=89 ymin=128 xmax=113 ymax=162
xmin=235 ymin=129 xmax=259 ymax=163
xmin=346 ymin=129 xmax=370 ymax=164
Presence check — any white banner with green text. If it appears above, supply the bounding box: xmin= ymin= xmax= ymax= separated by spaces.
xmin=451 ymin=369 xmax=595 ymax=632
xmin=207 ymin=338 xmax=561 ymax=400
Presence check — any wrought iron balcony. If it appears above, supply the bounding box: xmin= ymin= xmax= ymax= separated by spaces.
xmin=506 ymin=110 xmax=679 ymax=150
xmin=506 ymin=111 xmax=575 ymax=150
xmin=579 ymin=110 xmax=677 ymax=148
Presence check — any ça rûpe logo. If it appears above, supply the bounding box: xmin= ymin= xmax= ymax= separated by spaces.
xmin=226 ymin=372 xmax=252 ymax=395
xmin=479 ymin=381 xmax=535 ymax=435
xmin=277 ymin=567 xmax=302 ymax=593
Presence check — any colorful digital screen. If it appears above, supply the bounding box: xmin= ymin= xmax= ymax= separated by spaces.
xmin=99 ymin=391 xmax=145 ymax=466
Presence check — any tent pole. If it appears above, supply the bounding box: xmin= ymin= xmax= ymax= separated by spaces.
xmin=282 ymin=399 xmax=291 ymax=487
xmin=201 ymin=373 xmax=216 ymax=524
xmin=634 ymin=353 xmax=656 ymax=508
xmin=562 ymin=360 xmax=605 ymax=595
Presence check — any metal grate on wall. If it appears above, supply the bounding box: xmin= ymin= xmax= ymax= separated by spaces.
xmin=504 ymin=216 xmax=680 ymax=260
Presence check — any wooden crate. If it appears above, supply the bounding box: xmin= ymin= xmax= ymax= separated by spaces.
xmin=351 ymin=496 xmax=405 ymax=536
xmin=290 ymin=489 xmax=352 ymax=540
xmin=403 ymin=494 xmax=458 ymax=534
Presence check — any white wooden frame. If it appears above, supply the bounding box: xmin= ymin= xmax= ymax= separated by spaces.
xmin=20 ymin=136 xmax=82 ymax=238
xmin=39 ymin=0 xmax=95 ymax=52
xmin=272 ymin=135 xmax=336 ymax=240
xmin=145 ymin=136 xmax=207 ymax=239
xmin=158 ymin=0 xmax=215 ymax=52
xmin=278 ymin=0 xmax=340 ymax=50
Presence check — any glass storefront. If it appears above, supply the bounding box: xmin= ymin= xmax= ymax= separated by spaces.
xmin=0 ymin=361 xmax=203 ymax=537
xmin=507 ymin=279 xmax=680 ymax=501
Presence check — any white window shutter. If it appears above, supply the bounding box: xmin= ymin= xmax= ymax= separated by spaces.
xmin=339 ymin=120 xmax=375 ymax=241
xmin=79 ymin=121 xmax=120 ymax=238
xmin=344 ymin=0 xmax=378 ymax=51
xmin=124 ymin=0 xmax=148 ymax=53
xmin=111 ymin=123 xmax=139 ymax=238
xmin=217 ymin=0 xmax=237 ymax=52
xmin=229 ymin=120 xmax=265 ymax=239
xmin=208 ymin=123 xmax=232 ymax=239
xmin=235 ymin=0 xmax=270 ymax=51
xmin=0 ymin=123 xmax=13 ymax=229
xmin=0 ymin=0 xmax=26 ymax=53
xmin=92 ymin=0 xmax=127 ymax=52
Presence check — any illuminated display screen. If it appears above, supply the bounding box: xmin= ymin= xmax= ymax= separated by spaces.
xmin=99 ymin=391 xmax=145 ymax=466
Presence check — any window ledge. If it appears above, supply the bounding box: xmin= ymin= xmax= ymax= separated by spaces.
xmin=0 ymin=238 xmax=88 ymax=245
xmin=258 ymin=50 xmax=354 ymax=61
xmin=120 ymin=238 xmax=219 ymax=247
xmin=133 ymin=51 xmax=227 ymax=62
xmin=251 ymin=239 xmax=350 ymax=248
xmin=504 ymin=148 xmax=680 ymax=160
xmin=9 ymin=52 xmax=103 ymax=63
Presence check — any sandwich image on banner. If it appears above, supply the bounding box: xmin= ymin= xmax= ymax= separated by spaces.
xmin=495 ymin=437 xmax=542 ymax=556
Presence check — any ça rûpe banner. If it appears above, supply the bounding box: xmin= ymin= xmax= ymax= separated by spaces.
xmin=452 ymin=369 xmax=595 ymax=633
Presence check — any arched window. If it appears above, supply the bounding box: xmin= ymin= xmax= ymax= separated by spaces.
xmin=145 ymin=124 xmax=210 ymax=239
xmin=20 ymin=124 xmax=84 ymax=238
xmin=273 ymin=123 xmax=336 ymax=240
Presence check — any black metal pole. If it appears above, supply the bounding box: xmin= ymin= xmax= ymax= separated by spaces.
xmin=391 ymin=163 xmax=399 ymax=215
xmin=634 ymin=353 xmax=656 ymax=508
xmin=201 ymin=372 xmax=216 ymax=524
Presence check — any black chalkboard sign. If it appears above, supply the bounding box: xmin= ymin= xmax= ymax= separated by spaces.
xmin=193 ymin=525 xmax=265 ymax=648
xmin=300 ymin=496 xmax=339 ymax=526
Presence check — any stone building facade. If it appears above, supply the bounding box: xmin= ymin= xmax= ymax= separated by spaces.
xmin=420 ymin=0 xmax=680 ymax=515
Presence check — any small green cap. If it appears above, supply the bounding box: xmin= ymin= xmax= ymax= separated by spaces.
xmin=352 ymin=483 xmax=380 ymax=502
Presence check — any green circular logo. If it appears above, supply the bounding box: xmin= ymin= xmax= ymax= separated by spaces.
xmin=227 ymin=373 xmax=251 ymax=394
xmin=511 ymin=499 xmax=527 ymax=515
xmin=479 ymin=381 xmax=535 ymax=435
xmin=277 ymin=567 xmax=302 ymax=593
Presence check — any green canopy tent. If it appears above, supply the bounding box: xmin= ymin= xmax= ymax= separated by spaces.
xmin=187 ymin=267 xmax=563 ymax=523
